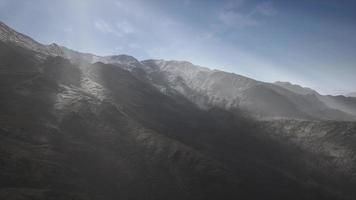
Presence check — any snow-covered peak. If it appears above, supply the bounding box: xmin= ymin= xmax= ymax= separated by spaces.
xmin=157 ymin=60 xmax=211 ymax=80
xmin=105 ymin=54 xmax=139 ymax=64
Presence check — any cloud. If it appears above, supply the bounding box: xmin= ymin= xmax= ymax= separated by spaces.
xmin=218 ymin=1 xmax=276 ymax=29
xmin=114 ymin=1 xmax=122 ymax=8
xmin=94 ymin=19 xmax=135 ymax=37
xmin=184 ymin=0 xmax=192 ymax=6
xmin=94 ymin=19 xmax=120 ymax=36
xmin=254 ymin=2 xmax=277 ymax=16
xmin=219 ymin=11 xmax=259 ymax=28
xmin=63 ymin=26 xmax=73 ymax=33
xmin=128 ymin=42 xmax=140 ymax=49
xmin=116 ymin=21 xmax=135 ymax=34
xmin=223 ymin=0 xmax=245 ymax=10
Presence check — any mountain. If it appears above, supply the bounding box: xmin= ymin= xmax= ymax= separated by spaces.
xmin=346 ymin=92 xmax=356 ymax=97
xmin=1 ymin=21 xmax=356 ymax=200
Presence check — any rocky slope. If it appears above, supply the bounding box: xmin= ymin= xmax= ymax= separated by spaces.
xmin=1 ymin=21 xmax=356 ymax=200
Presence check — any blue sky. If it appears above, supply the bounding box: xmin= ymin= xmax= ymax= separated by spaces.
xmin=1 ymin=0 xmax=355 ymax=95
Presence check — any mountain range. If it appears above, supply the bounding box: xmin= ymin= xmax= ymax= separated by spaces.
xmin=1 ymin=21 xmax=356 ymax=200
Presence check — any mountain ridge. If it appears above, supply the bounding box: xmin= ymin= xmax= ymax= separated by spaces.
xmin=1 ymin=20 xmax=356 ymax=121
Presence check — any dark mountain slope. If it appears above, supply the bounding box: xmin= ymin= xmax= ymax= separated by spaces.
xmin=259 ymin=120 xmax=356 ymax=197
xmin=0 ymin=49 xmax=239 ymax=199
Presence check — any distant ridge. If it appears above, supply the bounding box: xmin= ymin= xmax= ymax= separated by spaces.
xmin=273 ymin=81 xmax=318 ymax=95
xmin=346 ymin=92 xmax=356 ymax=97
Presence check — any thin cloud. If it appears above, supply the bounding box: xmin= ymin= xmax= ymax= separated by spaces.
xmin=218 ymin=1 xmax=277 ymax=29
xmin=223 ymin=0 xmax=245 ymax=10
xmin=219 ymin=11 xmax=259 ymax=28
xmin=94 ymin=19 xmax=135 ymax=37
xmin=63 ymin=26 xmax=73 ymax=33
xmin=184 ymin=0 xmax=192 ymax=6
xmin=116 ymin=21 xmax=135 ymax=34
xmin=94 ymin=19 xmax=120 ymax=36
xmin=254 ymin=1 xmax=277 ymax=16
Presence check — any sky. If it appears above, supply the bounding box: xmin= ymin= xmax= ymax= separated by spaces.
xmin=0 ymin=0 xmax=355 ymax=95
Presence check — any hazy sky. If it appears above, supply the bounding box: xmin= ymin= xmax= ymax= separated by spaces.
xmin=1 ymin=0 xmax=355 ymax=95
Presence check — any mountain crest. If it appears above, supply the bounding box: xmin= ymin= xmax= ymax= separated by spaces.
xmin=274 ymin=81 xmax=318 ymax=95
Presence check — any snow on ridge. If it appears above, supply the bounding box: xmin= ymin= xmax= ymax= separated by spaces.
xmin=0 ymin=21 xmax=50 ymax=57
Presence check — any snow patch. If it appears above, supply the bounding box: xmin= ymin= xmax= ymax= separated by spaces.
xmin=80 ymin=77 xmax=107 ymax=101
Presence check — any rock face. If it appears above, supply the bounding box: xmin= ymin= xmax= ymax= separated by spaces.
xmin=1 ymin=21 xmax=356 ymax=200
